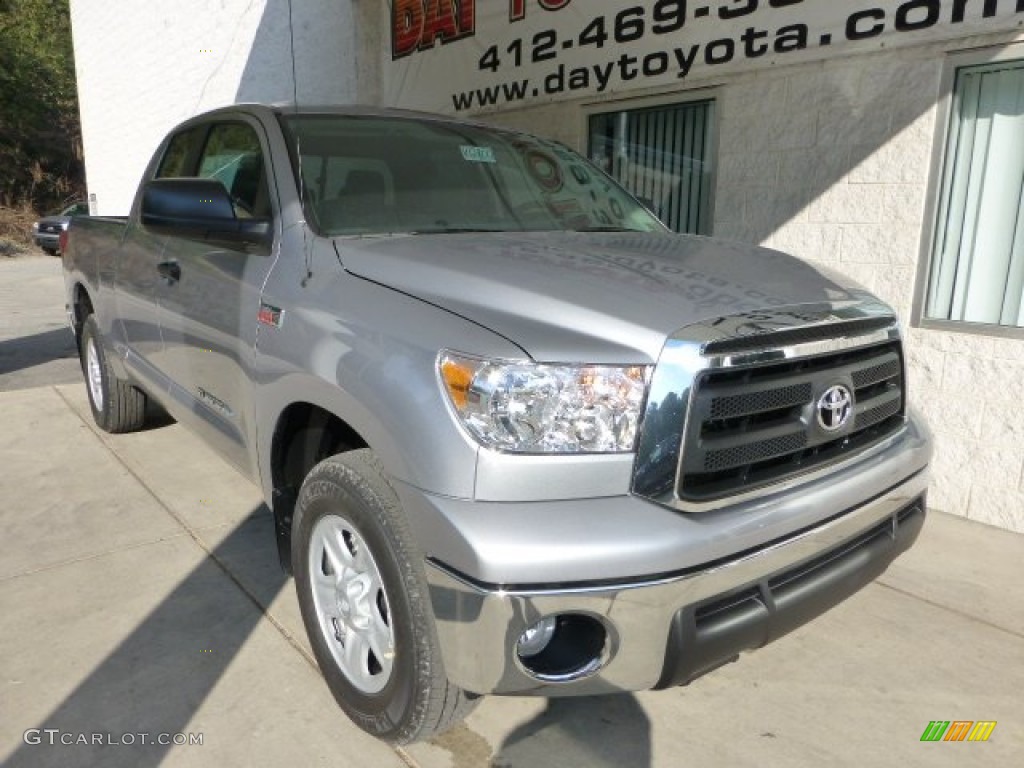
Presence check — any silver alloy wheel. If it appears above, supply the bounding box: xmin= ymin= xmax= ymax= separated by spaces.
xmin=86 ymin=337 xmax=104 ymax=412
xmin=308 ymin=514 xmax=395 ymax=694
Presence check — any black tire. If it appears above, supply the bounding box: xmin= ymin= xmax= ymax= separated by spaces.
xmin=292 ymin=449 xmax=477 ymax=744
xmin=80 ymin=315 xmax=147 ymax=433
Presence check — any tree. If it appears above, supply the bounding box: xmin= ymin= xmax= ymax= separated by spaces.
xmin=0 ymin=0 xmax=84 ymax=211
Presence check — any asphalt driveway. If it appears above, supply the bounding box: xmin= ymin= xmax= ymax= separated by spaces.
xmin=1 ymin=256 xmax=1021 ymax=767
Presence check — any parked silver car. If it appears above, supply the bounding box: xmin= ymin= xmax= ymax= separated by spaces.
xmin=32 ymin=201 xmax=89 ymax=255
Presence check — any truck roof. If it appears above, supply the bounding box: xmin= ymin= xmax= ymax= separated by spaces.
xmin=189 ymin=102 xmax=498 ymax=131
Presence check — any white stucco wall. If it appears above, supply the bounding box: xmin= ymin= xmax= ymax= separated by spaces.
xmin=69 ymin=0 xmax=359 ymax=215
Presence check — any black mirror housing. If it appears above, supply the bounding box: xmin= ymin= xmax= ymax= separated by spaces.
xmin=140 ymin=178 xmax=270 ymax=247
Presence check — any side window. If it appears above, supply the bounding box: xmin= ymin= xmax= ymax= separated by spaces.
xmin=156 ymin=126 xmax=205 ymax=179
xmin=197 ymin=122 xmax=271 ymax=219
xmin=588 ymin=100 xmax=716 ymax=235
xmin=925 ymin=59 xmax=1024 ymax=330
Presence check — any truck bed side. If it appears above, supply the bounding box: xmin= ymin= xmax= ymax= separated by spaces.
xmin=62 ymin=216 xmax=129 ymax=347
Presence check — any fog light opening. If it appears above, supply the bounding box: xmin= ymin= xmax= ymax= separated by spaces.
xmin=516 ymin=614 xmax=607 ymax=682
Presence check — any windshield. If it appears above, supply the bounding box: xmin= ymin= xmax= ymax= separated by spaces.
xmin=283 ymin=115 xmax=666 ymax=237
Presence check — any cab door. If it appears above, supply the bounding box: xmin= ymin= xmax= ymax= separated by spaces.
xmin=114 ymin=125 xmax=206 ymax=389
xmin=151 ymin=117 xmax=279 ymax=476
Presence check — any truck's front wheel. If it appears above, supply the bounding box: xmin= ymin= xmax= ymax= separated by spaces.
xmin=292 ymin=449 xmax=476 ymax=743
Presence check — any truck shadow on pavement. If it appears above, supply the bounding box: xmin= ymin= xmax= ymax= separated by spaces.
xmin=490 ymin=695 xmax=652 ymax=768
xmin=0 ymin=327 xmax=78 ymax=375
xmin=7 ymin=506 xmax=288 ymax=768
xmin=429 ymin=694 xmax=652 ymax=768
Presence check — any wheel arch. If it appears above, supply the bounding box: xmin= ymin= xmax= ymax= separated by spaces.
xmin=267 ymin=400 xmax=370 ymax=573
xmin=71 ymin=281 xmax=95 ymax=350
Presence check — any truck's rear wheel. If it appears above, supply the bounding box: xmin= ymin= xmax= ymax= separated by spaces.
xmin=292 ymin=449 xmax=476 ymax=743
xmin=80 ymin=315 xmax=147 ymax=433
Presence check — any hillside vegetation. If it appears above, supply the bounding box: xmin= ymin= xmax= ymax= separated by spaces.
xmin=0 ymin=0 xmax=83 ymax=250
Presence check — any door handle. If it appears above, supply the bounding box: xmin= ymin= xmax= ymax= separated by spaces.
xmin=157 ymin=260 xmax=181 ymax=283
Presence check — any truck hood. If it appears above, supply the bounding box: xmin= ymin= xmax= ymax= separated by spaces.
xmin=336 ymin=231 xmax=866 ymax=363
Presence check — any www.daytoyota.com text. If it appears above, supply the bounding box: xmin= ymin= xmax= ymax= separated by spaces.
xmin=452 ymin=0 xmax=1024 ymax=110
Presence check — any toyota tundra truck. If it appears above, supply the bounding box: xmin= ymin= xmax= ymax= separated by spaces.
xmin=62 ymin=104 xmax=932 ymax=743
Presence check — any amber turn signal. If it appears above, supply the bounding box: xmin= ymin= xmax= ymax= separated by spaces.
xmin=440 ymin=357 xmax=477 ymax=409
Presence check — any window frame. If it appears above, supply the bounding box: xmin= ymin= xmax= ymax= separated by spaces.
xmin=912 ymin=42 xmax=1024 ymax=340
xmin=581 ymin=88 xmax=720 ymax=236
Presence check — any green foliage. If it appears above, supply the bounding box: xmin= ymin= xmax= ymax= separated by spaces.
xmin=0 ymin=0 xmax=84 ymax=212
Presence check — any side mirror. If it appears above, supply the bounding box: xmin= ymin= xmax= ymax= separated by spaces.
xmin=140 ymin=178 xmax=271 ymax=247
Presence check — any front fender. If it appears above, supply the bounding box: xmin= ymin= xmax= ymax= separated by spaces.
xmin=253 ymin=261 xmax=524 ymax=505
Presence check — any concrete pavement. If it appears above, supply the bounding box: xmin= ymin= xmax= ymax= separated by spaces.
xmin=0 ymin=255 xmax=81 ymax=392
xmin=1 ymin=257 xmax=1022 ymax=767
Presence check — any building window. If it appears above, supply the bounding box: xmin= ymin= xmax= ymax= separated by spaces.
xmin=588 ymin=100 xmax=715 ymax=235
xmin=925 ymin=59 xmax=1024 ymax=330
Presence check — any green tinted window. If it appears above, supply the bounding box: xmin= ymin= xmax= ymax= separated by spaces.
xmin=157 ymin=126 xmax=205 ymax=178
xmin=197 ymin=123 xmax=270 ymax=218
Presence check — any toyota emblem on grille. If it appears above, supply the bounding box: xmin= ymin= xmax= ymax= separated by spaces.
xmin=817 ymin=384 xmax=853 ymax=432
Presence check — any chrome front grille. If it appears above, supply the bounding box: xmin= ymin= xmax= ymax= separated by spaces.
xmin=677 ymin=341 xmax=905 ymax=503
xmin=631 ymin=303 xmax=907 ymax=513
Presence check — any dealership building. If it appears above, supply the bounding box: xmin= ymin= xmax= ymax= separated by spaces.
xmin=69 ymin=0 xmax=1024 ymax=532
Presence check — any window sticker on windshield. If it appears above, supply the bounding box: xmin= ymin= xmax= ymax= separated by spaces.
xmin=460 ymin=145 xmax=496 ymax=164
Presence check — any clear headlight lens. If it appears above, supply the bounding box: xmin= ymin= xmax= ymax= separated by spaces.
xmin=439 ymin=352 xmax=649 ymax=453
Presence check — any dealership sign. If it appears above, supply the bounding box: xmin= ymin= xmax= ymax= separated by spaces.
xmin=383 ymin=0 xmax=1024 ymax=113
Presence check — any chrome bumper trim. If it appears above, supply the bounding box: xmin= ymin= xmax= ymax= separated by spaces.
xmin=426 ymin=469 xmax=929 ymax=695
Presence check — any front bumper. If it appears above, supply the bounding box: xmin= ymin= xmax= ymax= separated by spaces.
xmin=426 ymin=470 xmax=928 ymax=696
xmin=34 ymin=233 xmax=60 ymax=249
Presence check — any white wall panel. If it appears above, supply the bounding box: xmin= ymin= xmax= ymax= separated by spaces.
xmin=70 ymin=0 xmax=358 ymax=214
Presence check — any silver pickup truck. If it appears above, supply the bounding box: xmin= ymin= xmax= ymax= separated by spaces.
xmin=63 ymin=104 xmax=932 ymax=744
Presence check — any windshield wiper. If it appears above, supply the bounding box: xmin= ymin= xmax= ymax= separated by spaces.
xmin=572 ymin=226 xmax=640 ymax=233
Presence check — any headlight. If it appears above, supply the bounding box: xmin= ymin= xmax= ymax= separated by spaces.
xmin=31 ymin=222 xmax=39 ymax=232
xmin=439 ymin=351 xmax=649 ymax=453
